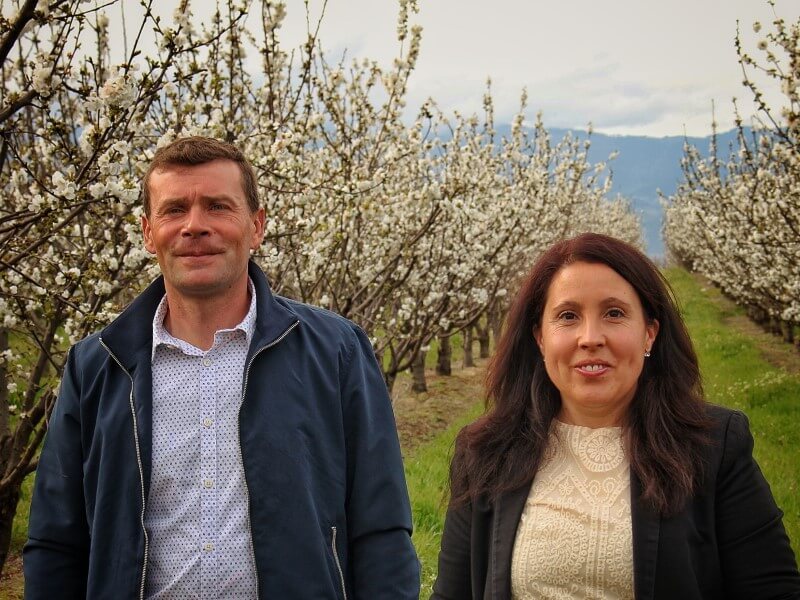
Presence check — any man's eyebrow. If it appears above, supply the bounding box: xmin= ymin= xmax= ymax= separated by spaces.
xmin=156 ymin=194 xmax=236 ymax=208
xmin=155 ymin=198 xmax=187 ymax=211
xmin=199 ymin=194 xmax=237 ymax=203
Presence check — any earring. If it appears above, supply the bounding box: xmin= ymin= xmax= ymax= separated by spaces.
xmin=644 ymin=350 xmax=651 ymax=358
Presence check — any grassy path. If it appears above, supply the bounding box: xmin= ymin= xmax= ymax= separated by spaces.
xmin=666 ymin=268 xmax=799 ymax=540
xmin=406 ymin=268 xmax=800 ymax=597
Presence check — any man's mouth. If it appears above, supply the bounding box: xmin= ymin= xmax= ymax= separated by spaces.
xmin=177 ymin=249 xmax=222 ymax=257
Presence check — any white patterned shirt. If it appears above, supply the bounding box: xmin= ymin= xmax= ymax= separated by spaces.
xmin=511 ymin=420 xmax=633 ymax=600
xmin=144 ymin=280 xmax=258 ymax=599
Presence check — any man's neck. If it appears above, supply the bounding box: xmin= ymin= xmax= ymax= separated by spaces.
xmin=163 ymin=282 xmax=251 ymax=351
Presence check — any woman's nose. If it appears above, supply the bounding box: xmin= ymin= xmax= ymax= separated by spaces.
xmin=578 ymin=318 xmax=605 ymax=348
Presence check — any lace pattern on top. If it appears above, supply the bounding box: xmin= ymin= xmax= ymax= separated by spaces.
xmin=510 ymin=420 xmax=634 ymax=600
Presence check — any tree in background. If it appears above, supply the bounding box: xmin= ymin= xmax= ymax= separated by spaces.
xmin=665 ymin=1 xmax=800 ymax=343
xmin=0 ymin=0 xmax=641 ymax=574
xmin=0 ymin=0 xmax=255 ymax=571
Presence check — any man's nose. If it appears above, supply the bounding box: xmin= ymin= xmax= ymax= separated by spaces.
xmin=181 ymin=205 xmax=210 ymax=237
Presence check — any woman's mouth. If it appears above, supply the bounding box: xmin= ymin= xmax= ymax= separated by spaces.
xmin=575 ymin=363 xmax=610 ymax=375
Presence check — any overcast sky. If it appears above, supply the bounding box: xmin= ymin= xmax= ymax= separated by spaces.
xmin=103 ymin=0 xmax=800 ymax=138
xmin=275 ymin=0 xmax=799 ymax=137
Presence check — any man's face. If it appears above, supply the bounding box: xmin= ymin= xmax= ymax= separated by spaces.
xmin=142 ymin=159 xmax=265 ymax=301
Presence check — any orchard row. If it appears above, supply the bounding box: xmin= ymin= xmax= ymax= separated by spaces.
xmin=0 ymin=0 xmax=640 ymax=568
xmin=665 ymin=7 xmax=800 ymax=346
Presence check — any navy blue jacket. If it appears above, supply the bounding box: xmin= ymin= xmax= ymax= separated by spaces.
xmin=24 ymin=261 xmax=420 ymax=599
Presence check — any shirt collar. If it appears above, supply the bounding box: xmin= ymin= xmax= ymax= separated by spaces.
xmin=152 ymin=278 xmax=257 ymax=360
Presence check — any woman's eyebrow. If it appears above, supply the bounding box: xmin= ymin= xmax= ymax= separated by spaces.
xmin=548 ymin=300 xmax=580 ymax=313
xmin=601 ymin=297 xmax=634 ymax=309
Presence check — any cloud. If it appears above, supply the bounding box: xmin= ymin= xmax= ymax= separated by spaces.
xmin=401 ymin=58 xmax=718 ymax=135
xmin=101 ymin=0 xmax=800 ymax=137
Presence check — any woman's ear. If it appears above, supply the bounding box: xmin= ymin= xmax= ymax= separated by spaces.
xmin=533 ymin=326 xmax=543 ymax=354
xmin=646 ymin=318 xmax=660 ymax=351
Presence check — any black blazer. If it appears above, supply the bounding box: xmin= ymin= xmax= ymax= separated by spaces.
xmin=431 ymin=406 xmax=800 ymax=599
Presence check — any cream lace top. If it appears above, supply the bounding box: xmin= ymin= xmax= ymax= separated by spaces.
xmin=510 ymin=420 xmax=634 ymax=599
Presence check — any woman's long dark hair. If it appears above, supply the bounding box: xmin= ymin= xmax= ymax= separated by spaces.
xmin=450 ymin=233 xmax=711 ymax=515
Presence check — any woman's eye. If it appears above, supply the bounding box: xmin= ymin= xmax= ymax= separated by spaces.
xmin=607 ymin=308 xmax=625 ymax=318
xmin=557 ymin=311 xmax=577 ymax=321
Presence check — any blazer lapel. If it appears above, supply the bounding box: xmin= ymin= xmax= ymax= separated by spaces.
xmin=631 ymin=473 xmax=660 ymax=600
xmin=489 ymin=482 xmax=533 ymax=599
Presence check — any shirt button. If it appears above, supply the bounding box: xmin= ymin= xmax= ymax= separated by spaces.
xmin=202 ymin=418 xmax=213 ymax=428
xmin=202 ymin=358 xmax=212 ymax=367
xmin=203 ymin=542 xmax=214 ymax=552
xmin=203 ymin=479 xmax=214 ymax=488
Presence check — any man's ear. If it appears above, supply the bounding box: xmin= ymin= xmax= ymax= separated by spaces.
xmin=142 ymin=214 xmax=156 ymax=254
xmin=250 ymin=207 xmax=266 ymax=251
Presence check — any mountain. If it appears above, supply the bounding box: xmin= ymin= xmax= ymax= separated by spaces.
xmin=494 ymin=124 xmax=745 ymax=258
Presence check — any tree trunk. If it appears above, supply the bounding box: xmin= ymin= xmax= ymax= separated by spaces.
xmin=476 ymin=321 xmax=491 ymax=358
xmin=769 ymin=317 xmax=781 ymax=336
xmin=462 ymin=326 xmax=474 ymax=368
xmin=780 ymin=320 xmax=794 ymax=344
xmin=0 ymin=485 xmax=21 ymax=578
xmin=0 ymin=328 xmax=13 ymax=577
xmin=0 ymin=329 xmax=8 ymax=454
xmin=411 ymin=349 xmax=427 ymax=393
xmin=489 ymin=306 xmax=503 ymax=348
xmin=383 ymin=371 xmax=397 ymax=395
xmin=380 ymin=346 xmax=397 ymax=396
xmin=436 ymin=335 xmax=452 ymax=376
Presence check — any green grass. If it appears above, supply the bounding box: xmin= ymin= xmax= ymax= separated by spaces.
xmin=666 ymin=268 xmax=800 ymax=546
xmin=406 ymin=268 xmax=800 ymax=596
xmin=9 ymin=476 xmax=34 ymax=554
xmin=406 ymin=402 xmax=483 ymax=594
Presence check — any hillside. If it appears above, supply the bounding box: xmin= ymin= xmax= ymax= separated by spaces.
xmin=493 ymin=125 xmax=746 ymax=258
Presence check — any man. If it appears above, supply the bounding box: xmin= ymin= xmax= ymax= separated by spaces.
xmin=24 ymin=137 xmax=420 ymax=598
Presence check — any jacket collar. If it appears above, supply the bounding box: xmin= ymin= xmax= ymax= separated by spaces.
xmin=101 ymin=260 xmax=299 ymax=370
xmin=631 ymin=473 xmax=660 ymax=600
xmin=98 ymin=261 xmax=299 ymax=502
xmin=488 ymin=483 xmax=531 ymax=599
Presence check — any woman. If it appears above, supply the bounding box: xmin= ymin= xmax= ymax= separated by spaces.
xmin=431 ymin=233 xmax=800 ymax=599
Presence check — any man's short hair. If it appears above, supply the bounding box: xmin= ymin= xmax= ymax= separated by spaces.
xmin=142 ymin=136 xmax=260 ymax=215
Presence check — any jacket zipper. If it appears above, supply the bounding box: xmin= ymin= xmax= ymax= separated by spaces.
xmin=239 ymin=319 xmax=300 ymax=594
xmin=99 ymin=339 xmax=149 ymax=600
xmin=331 ymin=526 xmax=348 ymax=600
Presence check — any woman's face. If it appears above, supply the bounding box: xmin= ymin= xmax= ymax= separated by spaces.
xmin=535 ymin=261 xmax=659 ymax=427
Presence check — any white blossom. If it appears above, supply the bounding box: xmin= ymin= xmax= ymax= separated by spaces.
xmin=99 ymin=74 xmax=135 ymax=108
xmin=31 ymin=66 xmax=52 ymax=94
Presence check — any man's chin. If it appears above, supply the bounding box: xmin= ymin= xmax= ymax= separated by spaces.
xmin=169 ymin=272 xmax=232 ymax=298
xmin=161 ymin=260 xmax=249 ymax=298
